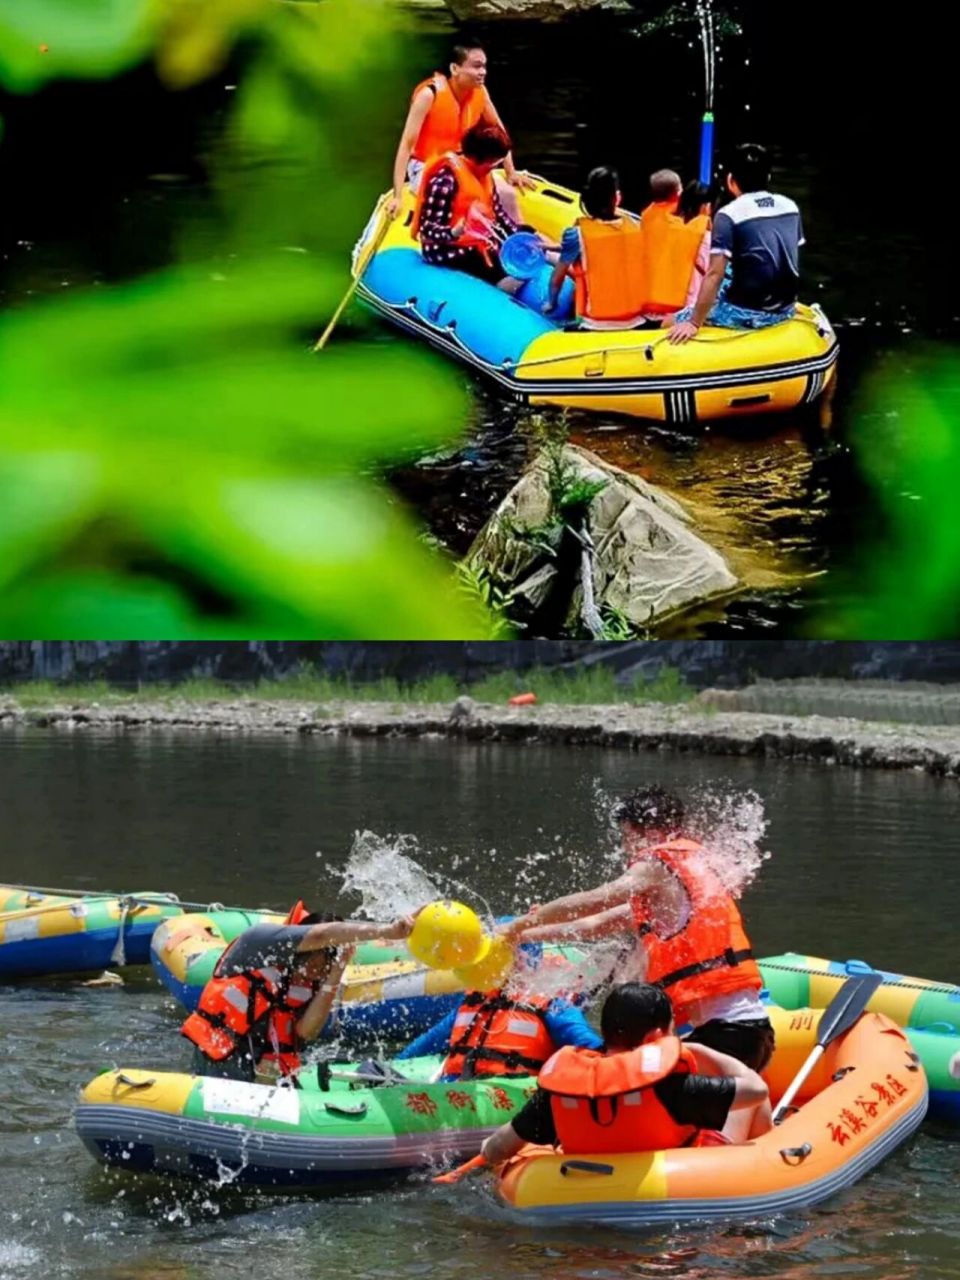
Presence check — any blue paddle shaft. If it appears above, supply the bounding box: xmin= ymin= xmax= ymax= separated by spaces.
xmin=699 ymin=112 xmax=715 ymax=186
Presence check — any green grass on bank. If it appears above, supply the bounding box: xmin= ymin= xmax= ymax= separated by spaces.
xmin=0 ymin=665 xmax=695 ymax=709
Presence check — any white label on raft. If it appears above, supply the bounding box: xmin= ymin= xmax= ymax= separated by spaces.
xmin=201 ymin=1079 xmax=301 ymax=1126
xmin=381 ymin=974 xmax=427 ymax=999
xmin=69 ymin=902 xmax=88 ymax=918
xmin=4 ymin=917 xmax=41 ymax=942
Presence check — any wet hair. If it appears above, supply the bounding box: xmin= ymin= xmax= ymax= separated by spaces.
xmin=452 ymin=43 xmax=484 ymax=67
xmin=581 ymin=166 xmax=620 ymax=220
xmin=677 ymin=179 xmax=712 ymax=223
xmin=649 ymin=168 xmax=682 ymax=202
xmin=612 ymin=784 xmax=685 ymax=833
xmin=729 ymin=143 xmax=771 ymax=193
xmin=461 ymin=122 xmax=512 ymax=165
xmin=600 ymin=983 xmax=673 ymax=1049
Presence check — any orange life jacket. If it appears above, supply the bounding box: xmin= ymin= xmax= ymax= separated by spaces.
xmin=539 ymin=1035 xmax=699 ymax=1153
xmin=572 ymin=216 xmax=649 ymax=324
xmin=635 ymin=201 xmax=710 ymax=314
xmin=411 ymin=73 xmax=492 ymax=163
xmin=181 ymin=953 xmax=316 ymax=1076
xmin=411 ymin=152 xmax=497 ymax=256
xmin=442 ymin=990 xmax=555 ymax=1079
xmin=628 ymin=838 xmax=762 ymax=1025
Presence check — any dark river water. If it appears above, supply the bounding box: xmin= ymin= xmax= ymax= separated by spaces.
xmin=0 ymin=3 xmax=956 ymax=637
xmin=1 ymin=728 xmax=960 ymax=1278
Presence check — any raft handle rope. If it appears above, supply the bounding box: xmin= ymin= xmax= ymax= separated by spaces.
xmin=503 ymin=313 xmax=832 ymax=372
xmin=0 ymin=883 xmax=278 ymax=919
xmin=116 ymin=1073 xmax=155 ymax=1089
xmin=560 ymin=1160 xmax=615 ymax=1177
xmin=779 ymin=1143 xmax=812 ymax=1166
xmin=760 ymin=960 xmax=960 ymax=999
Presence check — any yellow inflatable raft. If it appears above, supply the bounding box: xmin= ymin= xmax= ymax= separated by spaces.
xmin=356 ymin=177 xmax=838 ymax=426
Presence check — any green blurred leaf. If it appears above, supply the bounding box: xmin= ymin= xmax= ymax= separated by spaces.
xmin=0 ymin=454 xmax=103 ymax=591
xmin=0 ymin=0 xmax=153 ymax=89
xmin=814 ymin=345 xmax=960 ymax=638
xmin=133 ymin=470 xmax=491 ymax=637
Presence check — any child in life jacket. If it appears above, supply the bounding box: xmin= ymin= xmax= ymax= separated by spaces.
xmin=479 ymin=982 xmax=771 ymax=1167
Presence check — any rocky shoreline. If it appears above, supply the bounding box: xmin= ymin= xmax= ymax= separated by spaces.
xmin=2 ymin=696 xmax=959 ymax=779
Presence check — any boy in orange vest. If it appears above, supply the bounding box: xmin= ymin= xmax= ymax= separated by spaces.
xmin=479 ymin=983 xmax=770 ymax=1166
xmin=500 ymin=785 xmax=775 ymax=1074
xmin=387 ymin=43 xmax=534 ymax=220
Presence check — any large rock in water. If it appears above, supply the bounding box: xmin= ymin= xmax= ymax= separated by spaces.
xmin=444 ymin=0 xmax=630 ymax=19
xmin=466 ymin=444 xmax=738 ymax=631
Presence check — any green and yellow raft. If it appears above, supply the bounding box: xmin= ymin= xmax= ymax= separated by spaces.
xmin=76 ymin=1055 xmax=531 ymax=1188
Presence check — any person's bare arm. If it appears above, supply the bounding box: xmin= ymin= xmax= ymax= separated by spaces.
xmin=669 ymin=253 xmax=726 ymax=343
xmin=298 ymin=916 xmax=412 ymax=951
xmin=500 ymin=863 xmax=657 ymax=940
xmin=388 ymin=88 xmax=433 ymax=215
xmin=295 ymin=947 xmax=354 ymax=1042
xmin=686 ymin=1043 xmax=770 ymax=1111
xmin=521 ymin=902 xmax=635 ymax=944
xmin=481 ymin=1120 xmax=525 ymax=1166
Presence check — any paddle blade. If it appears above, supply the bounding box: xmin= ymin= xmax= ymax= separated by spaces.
xmin=432 ymin=1154 xmax=487 ymax=1184
xmin=816 ymin=971 xmax=884 ymax=1048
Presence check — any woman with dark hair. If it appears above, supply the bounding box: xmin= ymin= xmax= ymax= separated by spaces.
xmin=412 ymin=122 xmax=522 ymax=290
xmin=543 ymin=166 xmax=647 ymax=329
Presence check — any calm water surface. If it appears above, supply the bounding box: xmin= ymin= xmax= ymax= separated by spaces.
xmin=1 ymin=728 xmax=959 ymax=1277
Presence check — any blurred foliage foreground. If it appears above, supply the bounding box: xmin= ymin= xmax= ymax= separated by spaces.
xmin=0 ymin=0 xmax=491 ymax=637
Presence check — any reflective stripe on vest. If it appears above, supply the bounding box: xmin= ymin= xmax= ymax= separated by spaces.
xmin=411 ymin=74 xmax=491 ymax=163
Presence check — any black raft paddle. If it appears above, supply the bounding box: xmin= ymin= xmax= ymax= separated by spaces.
xmin=772 ymin=971 xmax=884 ymax=1124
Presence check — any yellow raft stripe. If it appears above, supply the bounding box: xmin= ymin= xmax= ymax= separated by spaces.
xmin=80 ymin=1069 xmax=194 ymax=1115
xmin=808 ymin=971 xmax=920 ymax=1025
xmin=509 ymin=1149 xmax=668 ymax=1210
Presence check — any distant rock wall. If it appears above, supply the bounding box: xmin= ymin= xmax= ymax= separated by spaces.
xmin=2 ymin=641 xmax=960 ymax=688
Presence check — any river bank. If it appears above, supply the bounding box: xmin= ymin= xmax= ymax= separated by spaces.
xmin=3 ymin=692 xmax=960 ymax=779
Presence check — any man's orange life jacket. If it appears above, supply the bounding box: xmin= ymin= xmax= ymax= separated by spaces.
xmin=181 ymin=948 xmax=316 ymax=1077
xmin=410 ymin=73 xmax=492 ymax=163
xmin=628 ymin=838 xmax=762 ymax=1025
xmin=538 ymin=1035 xmax=699 ymax=1153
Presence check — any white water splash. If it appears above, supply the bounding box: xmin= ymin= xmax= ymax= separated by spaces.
xmin=0 ymin=1241 xmax=41 ymax=1270
xmin=687 ymin=787 xmax=771 ymax=899
xmin=333 ymin=831 xmax=440 ymax=919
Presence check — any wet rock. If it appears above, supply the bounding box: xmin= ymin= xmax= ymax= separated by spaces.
xmin=466 ymin=444 xmax=737 ymax=632
xmin=448 ymin=695 xmax=477 ymax=723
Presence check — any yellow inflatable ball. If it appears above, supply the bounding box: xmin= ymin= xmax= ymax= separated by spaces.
xmin=453 ymin=935 xmax=515 ymax=991
xmin=407 ymin=900 xmax=489 ymax=970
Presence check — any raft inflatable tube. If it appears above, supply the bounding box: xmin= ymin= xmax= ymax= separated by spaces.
xmin=76 ymin=1054 xmax=532 ymax=1188
xmin=760 ymin=953 xmax=960 ymax=1031
xmin=151 ymin=911 xmax=463 ymax=1038
xmin=355 ymin=180 xmax=839 ymax=427
xmin=496 ymin=1009 xmax=926 ymax=1226
xmin=759 ymin=953 xmax=960 ymax=1126
xmin=0 ymin=885 xmax=185 ymax=979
